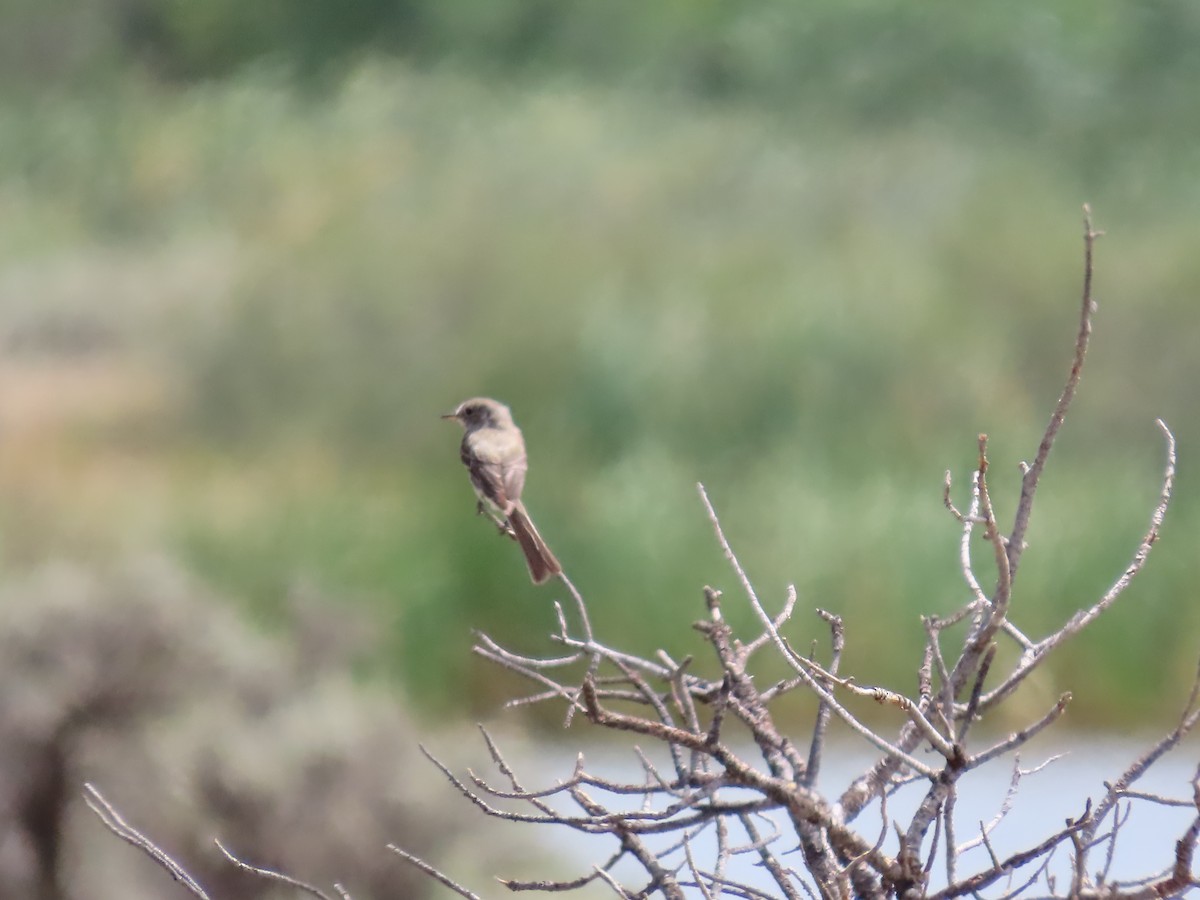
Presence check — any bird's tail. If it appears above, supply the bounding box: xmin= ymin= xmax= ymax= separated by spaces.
xmin=508 ymin=503 xmax=562 ymax=585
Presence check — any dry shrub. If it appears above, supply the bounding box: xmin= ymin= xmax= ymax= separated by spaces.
xmin=0 ymin=557 xmax=470 ymax=900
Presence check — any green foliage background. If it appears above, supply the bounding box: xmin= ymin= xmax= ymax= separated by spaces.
xmin=1 ymin=1 xmax=1197 ymax=728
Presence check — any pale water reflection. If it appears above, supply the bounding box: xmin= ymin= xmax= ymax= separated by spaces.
xmin=508 ymin=735 xmax=1198 ymax=897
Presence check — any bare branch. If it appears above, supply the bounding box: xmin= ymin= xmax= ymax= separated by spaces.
xmin=955 ymin=756 xmax=1025 ymax=855
xmin=700 ymin=483 xmax=938 ymax=777
xmin=215 ymin=839 xmax=342 ymax=900
xmin=387 ymin=845 xmax=484 ymax=899
xmin=1080 ymin=656 xmax=1200 ymax=850
xmin=739 ymin=813 xmax=804 ymax=900
xmin=742 ymin=583 xmax=799 ymax=659
xmin=1044 ymin=418 xmax=1175 ymax=640
xmin=805 ymin=607 xmax=843 ymax=787
xmin=1006 ymin=204 xmax=1102 ymax=578
xmin=83 ymin=783 xmax=212 ymax=900
xmin=930 ymin=806 xmax=1090 ymax=900
xmin=682 ymin=833 xmax=718 ymax=900
xmin=976 ymin=434 xmax=1013 ymax=629
xmin=798 ymin=656 xmax=956 ymax=762
xmin=981 ymin=420 xmax=1177 ymax=711
xmin=592 ymin=864 xmax=637 ymax=898
xmin=968 ymin=693 xmax=1072 ymax=769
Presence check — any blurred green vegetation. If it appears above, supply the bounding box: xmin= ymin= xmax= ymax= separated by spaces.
xmin=0 ymin=3 xmax=1198 ymax=730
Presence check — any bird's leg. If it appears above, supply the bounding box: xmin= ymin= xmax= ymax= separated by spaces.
xmin=477 ymin=501 xmax=516 ymax=538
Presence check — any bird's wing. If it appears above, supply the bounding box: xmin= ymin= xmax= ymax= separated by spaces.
xmin=465 ymin=428 xmax=527 ymax=513
xmin=501 ymin=453 xmax=527 ymax=509
xmin=466 ymin=453 xmax=507 ymax=509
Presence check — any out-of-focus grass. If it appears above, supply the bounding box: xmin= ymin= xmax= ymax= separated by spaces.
xmin=0 ymin=64 xmax=1196 ymax=727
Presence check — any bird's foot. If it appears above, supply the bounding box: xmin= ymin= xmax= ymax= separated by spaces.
xmin=477 ymin=502 xmax=515 ymax=537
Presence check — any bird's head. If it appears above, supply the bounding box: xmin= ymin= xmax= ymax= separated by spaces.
xmin=441 ymin=397 xmax=513 ymax=431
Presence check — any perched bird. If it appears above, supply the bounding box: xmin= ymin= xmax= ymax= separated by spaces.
xmin=442 ymin=397 xmax=562 ymax=584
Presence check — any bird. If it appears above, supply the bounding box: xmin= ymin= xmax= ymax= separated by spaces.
xmin=442 ymin=397 xmax=562 ymax=584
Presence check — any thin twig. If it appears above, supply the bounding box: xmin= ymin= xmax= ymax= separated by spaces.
xmin=1007 ymin=204 xmax=1102 ymax=578
xmin=388 ymin=844 xmax=483 ymax=899
xmin=83 ymin=784 xmax=211 ymax=900
xmin=699 ymin=482 xmax=937 ymax=777
xmin=215 ymin=839 xmax=341 ymax=900
xmin=981 ymin=420 xmax=1176 ymax=712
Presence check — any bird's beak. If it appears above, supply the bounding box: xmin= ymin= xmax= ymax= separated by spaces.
xmin=440 ymin=411 xmax=459 ymax=421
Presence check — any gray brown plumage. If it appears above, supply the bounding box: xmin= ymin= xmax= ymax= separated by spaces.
xmin=443 ymin=397 xmax=562 ymax=584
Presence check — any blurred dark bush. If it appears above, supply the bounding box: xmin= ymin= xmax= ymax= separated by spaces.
xmin=0 ymin=557 xmax=476 ymax=899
